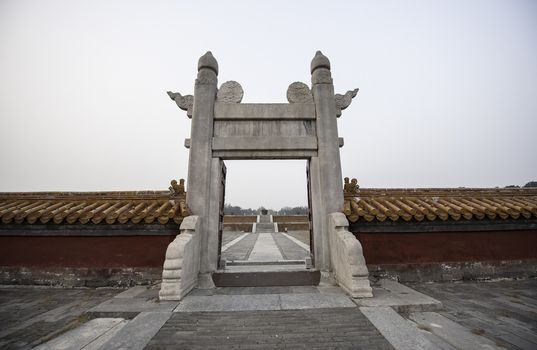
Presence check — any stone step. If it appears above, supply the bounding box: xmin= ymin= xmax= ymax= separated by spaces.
xmin=258 ymin=214 xmax=271 ymax=223
xmin=212 ymin=270 xmax=320 ymax=287
xmin=255 ymin=222 xmax=275 ymax=233
xmin=226 ymin=259 xmax=305 ymax=266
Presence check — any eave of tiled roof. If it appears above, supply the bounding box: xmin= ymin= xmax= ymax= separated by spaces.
xmin=0 ymin=191 xmax=188 ymax=225
xmin=1 ymin=188 xmax=536 ymax=225
xmin=344 ymin=188 xmax=537 ymax=223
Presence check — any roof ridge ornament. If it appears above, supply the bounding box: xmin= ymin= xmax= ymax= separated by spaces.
xmin=169 ymin=179 xmax=186 ymax=198
xmin=344 ymin=177 xmax=360 ymax=197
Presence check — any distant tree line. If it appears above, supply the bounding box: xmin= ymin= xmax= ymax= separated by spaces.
xmin=224 ymin=204 xmax=308 ymax=215
xmin=504 ymin=181 xmax=537 ymax=189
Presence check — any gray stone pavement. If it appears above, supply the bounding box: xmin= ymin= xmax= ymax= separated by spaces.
xmin=0 ymin=279 xmax=535 ymax=349
xmin=221 ymin=231 xmax=246 ymax=246
xmin=272 ymin=232 xmax=309 ymax=260
xmin=221 ymin=232 xmax=259 ymax=261
xmin=409 ymin=279 xmax=537 ymax=350
xmin=221 ymin=230 xmax=309 ymax=263
xmin=146 ymin=308 xmax=394 ymax=350
xmin=0 ymin=286 xmax=118 ymax=349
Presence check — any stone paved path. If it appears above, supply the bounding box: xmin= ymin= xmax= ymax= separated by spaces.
xmin=145 ymin=308 xmax=394 ymax=350
xmin=1 ymin=279 xmax=536 ymax=349
xmin=221 ymin=231 xmax=309 ymax=262
xmin=221 ymin=232 xmax=259 ymax=261
xmin=248 ymin=232 xmax=284 ymax=261
xmin=272 ymin=232 xmax=309 ymax=260
xmin=221 ymin=231 xmax=245 ymax=246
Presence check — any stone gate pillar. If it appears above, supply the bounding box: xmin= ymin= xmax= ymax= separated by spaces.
xmin=186 ymin=52 xmax=219 ymax=287
xmin=310 ymin=51 xmax=344 ymax=279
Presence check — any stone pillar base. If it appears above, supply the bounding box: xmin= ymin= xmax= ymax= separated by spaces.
xmin=197 ymin=272 xmax=216 ymax=289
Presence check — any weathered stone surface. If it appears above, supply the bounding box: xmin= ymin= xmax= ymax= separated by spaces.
xmin=279 ymin=293 xmax=355 ymax=309
xmin=0 ymin=287 xmax=118 ymax=349
xmin=310 ymin=50 xmax=331 ymax=73
xmin=335 ymin=88 xmax=359 ymax=117
xmin=357 ymin=279 xmax=443 ymax=313
xmin=159 ymin=215 xmax=201 ymax=301
xmin=197 ymin=51 xmax=219 ymax=74
xmin=214 ymin=102 xmax=316 ymax=120
xmin=99 ymin=311 xmax=172 ymax=350
xmin=147 ymin=308 xmax=393 ymax=349
xmin=113 ymin=286 xmax=147 ymax=299
xmin=217 ymin=81 xmax=243 ymax=103
xmin=175 ymin=294 xmax=280 ymax=312
xmin=212 ymin=136 xmax=317 ymax=151
xmin=329 ymin=212 xmax=372 ymax=298
xmin=286 ymin=82 xmax=313 ymax=103
xmin=408 ymin=312 xmax=504 ymax=350
xmin=34 ymin=318 xmax=125 ymax=350
xmin=360 ymin=306 xmax=437 ymax=350
xmin=89 ymin=297 xmax=178 ymax=314
xmin=410 ymin=279 xmax=537 ymax=350
xmin=167 ymin=91 xmax=193 ymax=118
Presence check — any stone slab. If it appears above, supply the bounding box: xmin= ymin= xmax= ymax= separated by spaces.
xmin=34 ymin=318 xmax=124 ymax=350
xmin=212 ymin=270 xmax=320 ymax=287
xmin=175 ymin=294 xmax=281 ymax=312
xmin=212 ymin=136 xmax=317 ymax=151
xmin=280 ymin=231 xmax=310 ymax=251
xmin=99 ymin=311 xmax=172 ymax=350
xmin=248 ymin=232 xmax=284 ymax=261
xmin=113 ymin=286 xmax=147 ymax=299
xmin=360 ymin=306 xmax=437 ymax=350
xmin=279 ymin=293 xmax=356 ymax=309
xmin=409 ymin=312 xmax=505 ymax=350
xmin=221 ymin=232 xmax=249 ymax=252
xmin=176 ymin=291 xmax=356 ymax=312
xmin=357 ymin=279 xmax=443 ymax=312
xmin=222 ymin=264 xmax=306 ymax=272
xmin=88 ymin=297 xmax=178 ymax=314
xmin=83 ymin=319 xmax=129 ymax=350
xmin=214 ymin=102 xmax=316 ymax=120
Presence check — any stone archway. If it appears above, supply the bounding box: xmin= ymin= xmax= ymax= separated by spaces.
xmin=159 ymin=51 xmax=372 ymax=300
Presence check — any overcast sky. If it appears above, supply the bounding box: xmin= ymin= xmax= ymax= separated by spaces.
xmin=1 ymin=0 xmax=536 ymax=209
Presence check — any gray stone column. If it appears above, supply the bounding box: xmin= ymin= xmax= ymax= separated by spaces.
xmin=186 ymin=52 xmax=218 ymax=285
xmin=310 ymin=51 xmax=344 ymax=277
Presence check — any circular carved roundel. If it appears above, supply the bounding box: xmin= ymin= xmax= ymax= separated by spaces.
xmin=287 ymin=82 xmax=313 ymax=103
xmin=217 ymin=81 xmax=244 ymax=103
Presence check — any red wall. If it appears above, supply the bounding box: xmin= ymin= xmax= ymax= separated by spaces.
xmin=355 ymin=230 xmax=537 ymax=265
xmin=1 ymin=230 xmax=536 ymax=269
xmin=0 ymin=235 xmax=175 ymax=268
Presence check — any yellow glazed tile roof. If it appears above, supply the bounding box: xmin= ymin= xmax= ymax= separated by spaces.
xmin=0 ymin=180 xmax=188 ymax=225
xmin=343 ymin=187 xmax=537 ymax=223
xmin=1 ymin=178 xmax=536 ymax=225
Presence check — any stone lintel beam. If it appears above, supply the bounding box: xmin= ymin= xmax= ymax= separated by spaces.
xmin=212 ymin=136 xmax=317 ymax=151
xmin=214 ymin=103 xmax=315 ymax=120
